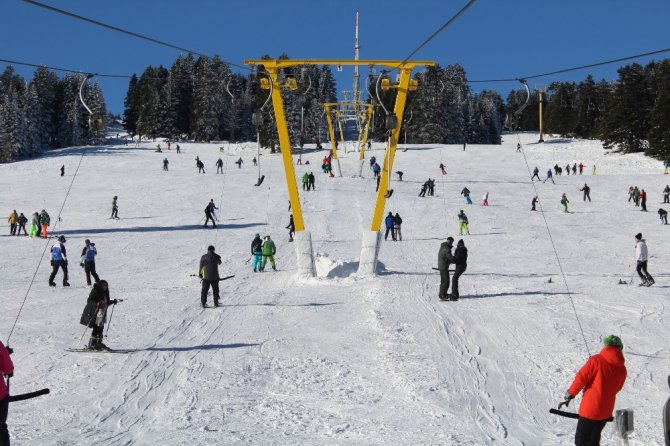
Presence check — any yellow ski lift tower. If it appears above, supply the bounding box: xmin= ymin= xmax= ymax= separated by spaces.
xmin=245 ymin=59 xmax=435 ymax=277
xmin=323 ymin=101 xmax=375 ymax=177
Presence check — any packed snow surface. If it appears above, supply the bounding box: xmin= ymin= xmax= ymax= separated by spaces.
xmin=1 ymin=134 xmax=668 ymax=445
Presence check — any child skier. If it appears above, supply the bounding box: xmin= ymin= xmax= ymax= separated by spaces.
xmin=457 ymin=210 xmax=470 ymax=235
xmin=561 ymin=193 xmax=570 ymax=213
xmin=461 ymin=187 xmax=472 ymax=205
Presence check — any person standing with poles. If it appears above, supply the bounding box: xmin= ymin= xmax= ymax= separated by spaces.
xmin=561 ymin=335 xmax=626 ymax=446
xmin=199 ymin=245 xmax=222 ymax=307
xmin=216 ymin=158 xmax=224 ymax=174
xmin=79 ymin=280 xmax=120 ymax=350
xmin=0 ymin=340 xmax=14 ymax=446
xmin=80 ymin=239 xmax=100 ymax=286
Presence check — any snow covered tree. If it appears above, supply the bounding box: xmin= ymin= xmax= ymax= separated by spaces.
xmin=646 ymin=59 xmax=670 ymax=160
xmin=123 ymin=74 xmax=139 ymax=137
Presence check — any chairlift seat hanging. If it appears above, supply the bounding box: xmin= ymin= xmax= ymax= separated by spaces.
xmin=252 ymin=112 xmax=264 ymax=127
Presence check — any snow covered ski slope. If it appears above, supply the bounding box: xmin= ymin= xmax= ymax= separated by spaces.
xmin=0 ymin=134 xmax=668 ymax=445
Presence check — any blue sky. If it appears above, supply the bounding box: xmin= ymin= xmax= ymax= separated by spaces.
xmin=2 ymin=0 xmax=669 ymax=114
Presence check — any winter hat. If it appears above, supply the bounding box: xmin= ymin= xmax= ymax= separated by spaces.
xmin=85 ymin=239 xmax=91 ymax=244
xmin=255 ymin=233 xmax=260 ymax=238
xmin=603 ymin=335 xmax=623 ymax=349
xmin=457 ymin=239 xmax=464 ymax=247
xmin=58 ymin=235 xmax=66 ymax=243
xmin=635 ymin=233 xmax=642 ymax=240
xmin=446 ymin=237 xmax=454 ymax=243
xmin=207 ymin=245 xmax=215 ymax=252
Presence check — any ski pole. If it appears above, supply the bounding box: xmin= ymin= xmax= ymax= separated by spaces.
xmin=105 ymin=304 xmax=116 ymax=337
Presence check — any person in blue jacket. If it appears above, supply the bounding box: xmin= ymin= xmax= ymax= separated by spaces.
xmin=384 ymin=212 xmax=396 ymax=241
xmin=543 ymin=169 xmax=555 ymax=184
xmin=372 ymin=163 xmax=381 ymax=179
xmin=80 ymin=239 xmax=100 ymax=286
xmin=49 ymin=235 xmax=70 ymax=287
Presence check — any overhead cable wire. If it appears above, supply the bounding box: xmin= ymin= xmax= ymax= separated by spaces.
xmin=21 ymin=0 xmax=252 ymax=72
xmin=469 ymin=47 xmax=670 ymax=83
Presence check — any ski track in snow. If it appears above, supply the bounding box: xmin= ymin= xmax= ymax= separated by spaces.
xmin=0 ymin=134 xmax=668 ymax=444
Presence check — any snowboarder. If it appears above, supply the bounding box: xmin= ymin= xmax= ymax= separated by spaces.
xmin=29 ymin=212 xmax=40 ymax=238
xmin=111 ymin=196 xmax=119 ymax=219
xmin=396 ymin=171 xmax=404 ymax=181
xmin=163 ymin=158 xmax=169 ymax=171
xmin=640 ymin=189 xmax=647 ymax=212
xmin=16 ymin=212 xmax=27 ymax=236
xmin=458 ymin=210 xmax=470 ymax=235
xmin=658 ymin=208 xmax=668 ymax=225
xmin=235 ymin=157 xmax=243 ymax=169
xmin=531 ymin=167 xmax=540 ymax=181
xmin=80 ymin=239 xmax=100 ymax=286
xmin=286 ymin=214 xmax=295 ymax=242
xmin=543 ymin=169 xmax=555 ymax=185
xmin=461 ymin=187 xmax=472 ymax=205
xmin=384 ymin=212 xmax=395 ymax=241
xmin=60 ymin=164 xmax=65 ymax=177
xmin=199 ymin=245 xmax=222 ymax=307
xmin=482 ymin=192 xmax=489 ymax=206
xmin=561 ymin=193 xmax=570 ymax=213
xmin=39 ymin=209 xmax=50 ymax=238
xmin=48 ymin=235 xmax=69 ymax=287
xmin=437 ymin=237 xmax=455 ymax=300
xmin=580 ymin=183 xmax=591 ymax=202
xmin=531 ymin=195 xmax=539 ymax=211
xmin=663 ymin=185 xmax=670 ymax=204
xmin=634 ymin=233 xmax=654 ymax=286
xmin=439 ymin=163 xmax=447 ymax=175
xmin=204 ymin=199 xmax=218 ymax=228
xmin=79 ymin=280 xmax=119 ymax=350
xmin=450 ymin=239 xmax=468 ymax=300
xmin=260 ymin=236 xmax=276 ymax=271
xmin=308 ymin=172 xmax=315 ymax=191
xmin=7 ymin=210 xmax=18 ymax=236
xmin=562 ymin=335 xmax=626 ymax=446
xmin=216 ymin=158 xmax=223 ymax=174
xmin=0 ymin=340 xmax=15 ymax=446
xmin=394 ymin=213 xmax=403 ymax=241
xmin=251 ymin=234 xmax=263 ymax=272
xmin=302 ymin=172 xmax=309 ymax=191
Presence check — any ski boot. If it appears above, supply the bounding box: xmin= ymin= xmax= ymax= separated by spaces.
xmin=63 ymin=282 xmax=70 ymax=287
xmin=49 ymin=281 xmax=56 ymax=287
xmin=214 ymin=300 xmax=221 ymax=307
xmin=639 ymin=279 xmax=649 ymax=286
xmin=646 ymin=277 xmax=655 ymax=286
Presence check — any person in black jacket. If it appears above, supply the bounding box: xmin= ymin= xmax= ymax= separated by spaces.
xmin=251 ymin=234 xmax=263 ymax=272
xmin=199 ymin=245 xmax=222 ymax=307
xmin=204 ymin=199 xmax=218 ymax=228
xmin=450 ymin=239 xmax=468 ymax=301
xmin=580 ymin=183 xmax=591 ymax=202
xmin=437 ymin=237 xmax=455 ymax=300
xmin=16 ymin=212 xmax=28 ymax=235
xmin=79 ymin=280 xmax=118 ymax=350
xmin=286 ymin=214 xmax=295 ymax=242
xmin=393 ymin=213 xmax=403 ymax=241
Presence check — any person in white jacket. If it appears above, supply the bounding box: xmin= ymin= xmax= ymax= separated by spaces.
xmin=634 ymin=233 xmax=654 ymax=286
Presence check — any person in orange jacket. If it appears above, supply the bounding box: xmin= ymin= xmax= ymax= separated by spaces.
xmin=563 ymin=335 xmax=627 ymax=446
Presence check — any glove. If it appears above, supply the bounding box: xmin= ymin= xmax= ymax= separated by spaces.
xmin=112 ymin=299 xmax=118 ymax=305
xmin=6 ymin=347 xmax=13 ymax=355
xmin=80 ymin=262 xmax=84 ymax=268
xmin=6 ymin=373 xmax=13 ymax=378
xmin=559 ymin=392 xmax=574 ymax=409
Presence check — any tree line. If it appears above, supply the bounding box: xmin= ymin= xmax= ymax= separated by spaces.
xmin=0 ymin=66 xmax=106 ymax=162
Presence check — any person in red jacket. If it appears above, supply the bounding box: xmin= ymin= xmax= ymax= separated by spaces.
xmin=0 ymin=340 xmax=14 ymax=446
xmin=563 ymin=335 xmax=627 ymax=446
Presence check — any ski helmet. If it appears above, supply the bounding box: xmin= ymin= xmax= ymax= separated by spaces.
xmin=603 ymin=335 xmax=623 ymax=349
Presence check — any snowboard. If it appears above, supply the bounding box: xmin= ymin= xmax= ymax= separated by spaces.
xmin=66 ymin=348 xmax=138 ymax=354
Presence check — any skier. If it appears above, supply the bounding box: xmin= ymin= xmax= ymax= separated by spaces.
xmin=439 ymin=163 xmax=447 ymax=175
xmin=634 ymin=233 xmax=654 ymax=286
xmin=369 ymin=156 xmax=376 ymax=169
xmin=663 ymin=185 xmax=670 ymax=204
xmin=580 ymin=183 xmax=591 ymax=202
xmin=516 ymin=143 xmax=521 ymax=152
xmin=156 ymin=144 xmax=162 ymax=153
xmin=79 ymin=280 xmax=119 ymax=350
xmin=60 ymin=164 xmax=65 ymax=177
xmin=450 ymin=239 xmax=468 ymax=301
xmin=384 ymin=212 xmax=395 ymax=241
xmin=633 ymin=186 xmax=641 ymax=206
xmin=302 ymin=172 xmax=309 ymax=191
xmin=482 ymin=192 xmax=489 ymax=206
xmin=197 ymin=159 xmax=205 ymax=174
xmin=260 ymin=236 xmax=276 ymax=271
xmin=16 ymin=212 xmax=27 ymax=236
xmin=592 ymin=164 xmax=597 ymax=175
xmin=458 ymin=210 xmax=470 ymax=235
xmin=253 ymin=157 xmax=257 ymax=166
xmin=80 ymin=239 xmax=100 ymax=286
xmin=562 ymin=335 xmax=626 ymax=446
xmin=372 ymin=163 xmax=381 ymax=179
xmin=286 ymin=214 xmax=295 ymax=242
xmin=235 ymin=157 xmax=243 ymax=169
xmin=437 ymin=237 xmax=455 ymax=300
xmin=176 ymin=144 xmax=180 ymax=153
xmin=396 ymin=171 xmax=404 ymax=181
xmin=640 ymin=189 xmax=647 ymax=212
xmin=461 ymin=187 xmax=472 ymax=205
xmin=216 ymin=158 xmax=223 ymax=174
xmin=428 ymin=179 xmax=435 ymax=196
xmin=658 ymin=208 xmax=668 ymax=225
xmin=204 ymin=199 xmax=218 ymax=228
xmin=251 ymin=233 xmax=263 ymax=272
xmin=419 ymin=181 xmax=428 ymax=197
xmin=308 ymin=172 xmax=315 ymax=191
xmin=39 ymin=209 xmax=50 ymax=238
xmin=554 ymin=164 xmax=560 ymax=176
xmin=111 ymin=196 xmax=119 ymax=219
xmin=163 ymin=158 xmax=169 ymax=171
xmin=627 ymin=186 xmax=634 ymax=203
xmin=531 ymin=195 xmax=539 ymax=211
xmin=199 ymin=245 xmax=222 ymax=307
xmin=561 ymin=193 xmax=570 ymax=213
xmin=0 ymin=339 xmax=14 ymax=446
xmin=393 ymin=212 xmax=403 ymax=241
xmin=29 ymin=212 xmax=40 ymax=238
xmin=566 ymin=164 xmax=571 ymax=175
xmin=48 ymin=235 xmax=69 ymax=287
xmin=7 ymin=210 xmax=18 ymax=236
xmin=572 ymin=163 xmax=577 ymax=175
xmin=531 ymin=167 xmax=540 ymax=181
xmin=543 ymin=169 xmax=555 ymax=184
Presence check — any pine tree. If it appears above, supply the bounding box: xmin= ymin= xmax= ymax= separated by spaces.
xmin=123 ymin=74 xmax=139 ymax=137
xmin=646 ymin=59 xmax=670 ymax=160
